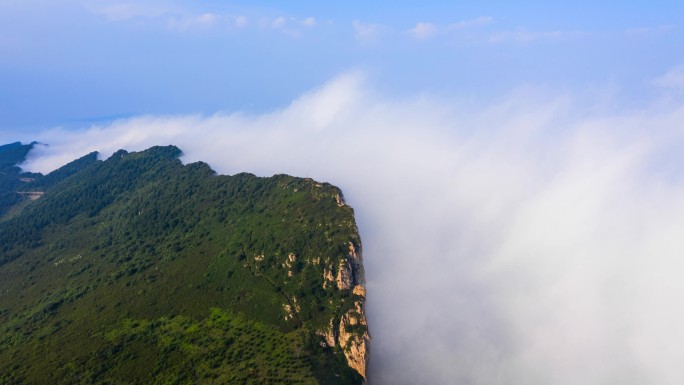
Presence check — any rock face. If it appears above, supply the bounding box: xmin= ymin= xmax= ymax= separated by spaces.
xmin=339 ymin=299 xmax=370 ymax=379
xmin=336 ymin=257 xmax=353 ymax=290
xmin=321 ymin=318 xmax=337 ymax=348
xmin=323 ymin=263 xmax=335 ymax=289
xmin=318 ymin=239 xmax=370 ymax=380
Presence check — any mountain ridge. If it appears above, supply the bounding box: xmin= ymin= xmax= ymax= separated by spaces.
xmin=0 ymin=143 xmax=369 ymax=384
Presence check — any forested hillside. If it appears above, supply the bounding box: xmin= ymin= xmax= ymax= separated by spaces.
xmin=0 ymin=142 xmax=40 ymax=217
xmin=0 ymin=144 xmax=368 ymax=384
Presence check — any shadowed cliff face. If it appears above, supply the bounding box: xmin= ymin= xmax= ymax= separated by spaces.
xmin=16 ymin=73 xmax=684 ymax=385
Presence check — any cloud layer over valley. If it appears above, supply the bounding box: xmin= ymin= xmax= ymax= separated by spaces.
xmin=17 ymin=73 xmax=684 ymax=385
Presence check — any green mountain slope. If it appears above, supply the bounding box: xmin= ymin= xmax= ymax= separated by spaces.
xmin=0 ymin=145 xmax=369 ymax=384
xmin=0 ymin=142 xmax=39 ymax=217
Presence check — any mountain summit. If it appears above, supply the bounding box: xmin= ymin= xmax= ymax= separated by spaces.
xmin=0 ymin=143 xmax=369 ymax=384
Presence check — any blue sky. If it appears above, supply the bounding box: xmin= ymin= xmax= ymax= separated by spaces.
xmin=1 ymin=0 xmax=683 ymax=132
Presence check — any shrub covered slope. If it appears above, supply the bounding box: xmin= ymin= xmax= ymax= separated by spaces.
xmin=0 ymin=144 xmax=367 ymax=384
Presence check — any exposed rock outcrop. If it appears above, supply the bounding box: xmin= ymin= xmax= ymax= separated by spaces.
xmin=336 ymin=257 xmax=353 ymax=291
xmin=323 ymin=264 xmax=335 ymax=289
xmin=283 ymin=304 xmax=294 ymax=321
xmin=335 ymin=193 xmax=345 ymax=207
xmin=319 ymin=318 xmax=337 ymax=348
xmin=318 ymin=240 xmax=370 ymax=380
xmin=348 ymin=242 xmax=365 ymax=286
xmin=339 ymin=300 xmax=370 ymax=379
xmin=283 ymin=252 xmax=297 ymax=277
xmin=352 ymin=284 xmax=366 ymax=298
xmin=348 ymin=242 xmax=358 ymax=260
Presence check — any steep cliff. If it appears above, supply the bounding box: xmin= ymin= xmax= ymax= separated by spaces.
xmin=317 ymin=194 xmax=370 ymax=380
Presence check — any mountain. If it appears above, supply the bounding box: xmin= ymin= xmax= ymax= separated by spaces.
xmin=0 ymin=142 xmax=42 ymax=218
xmin=0 ymin=143 xmax=369 ymax=384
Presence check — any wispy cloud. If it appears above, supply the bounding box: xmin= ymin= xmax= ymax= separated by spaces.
xmin=270 ymin=16 xmax=286 ymax=29
xmin=625 ymin=24 xmax=675 ymax=36
xmin=165 ymin=13 xmax=251 ymax=31
xmin=352 ymin=20 xmax=389 ymax=42
xmin=652 ymin=64 xmax=684 ymax=91
xmin=301 ymin=17 xmax=316 ymax=27
xmin=235 ymin=15 xmax=248 ymax=29
xmin=405 ymin=16 xmax=493 ymax=40
xmin=166 ymin=12 xmax=219 ymax=30
xmin=89 ymin=3 xmax=313 ymax=35
xmin=489 ymin=29 xmax=587 ymax=44
xmin=91 ymin=3 xmax=250 ymax=32
xmin=20 ymin=72 xmax=684 ymax=385
xmin=257 ymin=16 xmax=318 ymax=37
xmin=406 ymin=22 xmax=439 ymax=39
xmin=88 ymin=3 xmax=177 ymax=21
xmin=448 ymin=16 xmax=493 ymax=30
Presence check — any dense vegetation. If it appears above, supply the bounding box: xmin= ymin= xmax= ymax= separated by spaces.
xmin=0 ymin=144 xmax=365 ymax=384
xmin=0 ymin=142 xmax=40 ymax=217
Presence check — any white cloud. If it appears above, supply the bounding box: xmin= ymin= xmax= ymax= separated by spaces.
xmin=88 ymin=2 xmax=177 ymax=21
xmin=271 ymin=16 xmax=286 ymax=29
xmin=91 ymin=2 xmax=251 ymax=33
xmin=194 ymin=13 xmax=216 ymax=26
xmin=448 ymin=16 xmax=493 ymax=30
xmin=352 ymin=20 xmax=387 ymax=42
xmin=19 ymin=73 xmax=684 ymax=385
xmin=653 ymin=65 xmax=684 ymax=91
xmin=234 ymin=15 xmax=248 ymax=29
xmin=405 ymin=17 xmax=493 ymax=41
xmin=489 ymin=29 xmax=587 ymax=44
xmin=301 ymin=17 xmax=316 ymax=27
xmin=257 ymin=16 xmax=317 ymax=37
xmin=407 ymin=22 xmax=438 ymax=39
xmin=625 ymin=25 xmax=675 ymax=36
xmin=166 ymin=12 xmax=227 ymax=31
xmin=89 ymin=4 xmax=293 ymax=33
xmin=164 ymin=13 xmax=255 ymax=32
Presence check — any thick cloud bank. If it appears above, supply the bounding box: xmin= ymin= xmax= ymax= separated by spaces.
xmin=20 ymin=73 xmax=684 ymax=385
